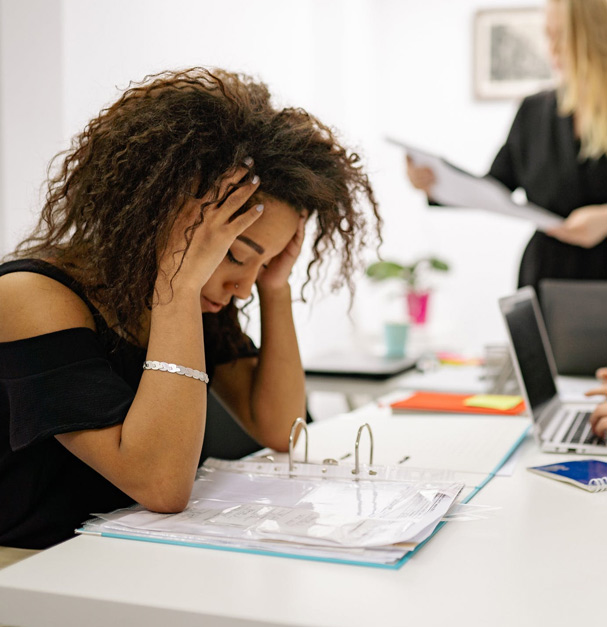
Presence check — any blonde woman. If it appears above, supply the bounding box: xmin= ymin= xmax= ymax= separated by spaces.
xmin=407 ymin=0 xmax=607 ymax=294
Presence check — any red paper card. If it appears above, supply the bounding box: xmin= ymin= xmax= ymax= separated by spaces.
xmin=390 ymin=392 xmax=526 ymax=415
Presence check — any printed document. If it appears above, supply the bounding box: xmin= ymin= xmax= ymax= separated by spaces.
xmin=387 ymin=137 xmax=563 ymax=231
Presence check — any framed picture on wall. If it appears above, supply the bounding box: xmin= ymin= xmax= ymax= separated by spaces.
xmin=474 ymin=7 xmax=555 ymax=100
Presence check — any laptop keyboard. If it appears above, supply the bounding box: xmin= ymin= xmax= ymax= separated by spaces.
xmin=564 ymin=411 xmax=604 ymax=445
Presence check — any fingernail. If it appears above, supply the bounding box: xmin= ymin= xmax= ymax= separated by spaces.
xmin=243 ymin=156 xmax=254 ymax=166
xmin=251 ymin=175 xmax=260 ymax=185
xmin=255 ymin=203 xmax=264 ymax=212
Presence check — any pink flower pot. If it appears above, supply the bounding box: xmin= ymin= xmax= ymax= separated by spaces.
xmin=406 ymin=291 xmax=430 ymax=324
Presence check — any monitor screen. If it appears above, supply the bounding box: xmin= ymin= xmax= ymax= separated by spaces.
xmin=502 ymin=296 xmax=557 ymax=416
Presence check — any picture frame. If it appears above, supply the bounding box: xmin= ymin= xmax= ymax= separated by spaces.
xmin=474 ymin=7 xmax=555 ymax=100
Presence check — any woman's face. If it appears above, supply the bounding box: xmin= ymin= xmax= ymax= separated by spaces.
xmin=545 ymin=0 xmax=568 ymax=77
xmin=200 ymin=195 xmax=300 ymax=313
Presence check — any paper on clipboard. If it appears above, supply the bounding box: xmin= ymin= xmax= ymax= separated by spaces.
xmin=387 ymin=137 xmax=563 ymax=232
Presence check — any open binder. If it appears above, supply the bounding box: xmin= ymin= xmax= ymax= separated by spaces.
xmin=78 ymin=419 xmax=466 ymax=569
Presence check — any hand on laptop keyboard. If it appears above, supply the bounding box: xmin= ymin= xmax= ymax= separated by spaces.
xmin=583 ymin=368 xmax=607 ymax=441
xmin=589 ymin=401 xmax=607 ymax=441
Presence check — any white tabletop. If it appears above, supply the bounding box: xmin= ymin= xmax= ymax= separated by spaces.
xmin=1 ymin=422 xmax=606 ymax=627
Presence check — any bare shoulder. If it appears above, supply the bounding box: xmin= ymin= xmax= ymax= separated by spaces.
xmin=0 ymin=271 xmax=95 ymax=342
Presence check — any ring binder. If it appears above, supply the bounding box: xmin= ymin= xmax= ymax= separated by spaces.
xmin=288 ymin=417 xmax=308 ymax=473
xmin=353 ymin=423 xmax=377 ymax=476
xmin=286 ymin=418 xmax=384 ymax=479
xmin=78 ymin=417 xmax=465 ymax=568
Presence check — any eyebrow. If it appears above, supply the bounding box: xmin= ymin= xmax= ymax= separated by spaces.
xmin=236 ymin=235 xmax=265 ymax=255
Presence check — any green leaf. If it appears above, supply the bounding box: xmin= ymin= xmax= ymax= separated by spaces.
xmin=429 ymin=258 xmax=449 ymax=272
xmin=366 ymin=261 xmax=405 ymax=281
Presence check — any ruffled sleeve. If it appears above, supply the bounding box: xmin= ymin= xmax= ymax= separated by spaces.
xmin=0 ymin=327 xmax=135 ymax=451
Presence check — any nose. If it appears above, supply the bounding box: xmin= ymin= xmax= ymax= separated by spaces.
xmin=233 ymin=282 xmax=253 ymax=300
xmin=229 ymin=269 xmax=258 ymax=300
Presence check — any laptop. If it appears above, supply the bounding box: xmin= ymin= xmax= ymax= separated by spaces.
xmin=540 ymin=279 xmax=607 ymax=376
xmin=499 ymin=286 xmax=606 ymax=455
xmin=304 ymin=351 xmax=418 ymax=381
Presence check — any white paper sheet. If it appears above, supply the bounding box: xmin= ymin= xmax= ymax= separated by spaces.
xmin=386 ymin=137 xmax=563 ymax=232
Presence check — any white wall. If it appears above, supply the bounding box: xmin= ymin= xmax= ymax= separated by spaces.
xmin=0 ymin=0 xmax=543 ymax=356
xmin=0 ymin=0 xmax=64 ymax=254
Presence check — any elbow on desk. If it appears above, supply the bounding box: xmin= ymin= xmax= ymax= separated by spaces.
xmin=131 ymin=474 xmax=194 ymax=514
xmin=257 ymin=430 xmax=291 ymax=454
xmin=137 ymin=490 xmax=190 ymax=515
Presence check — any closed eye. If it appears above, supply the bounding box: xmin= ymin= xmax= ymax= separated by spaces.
xmin=226 ymin=249 xmax=244 ymax=266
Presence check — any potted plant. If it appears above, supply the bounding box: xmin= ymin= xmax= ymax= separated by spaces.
xmin=366 ymin=256 xmax=450 ymax=324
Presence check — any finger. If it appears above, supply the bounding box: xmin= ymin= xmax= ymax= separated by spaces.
xmin=596 ymin=367 xmax=607 ymax=381
xmin=227 ymin=201 xmax=265 ymax=235
xmin=585 ymin=386 xmax=607 ymax=397
xmin=590 ymin=404 xmax=607 ymax=429
xmin=215 ymin=165 xmax=251 ymax=202
xmin=289 ymin=215 xmax=307 ymax=252
xmin=215 ymin=174 xmax=260 ymax=214
xmin=594 ymin=416 xmax=607 ymax=439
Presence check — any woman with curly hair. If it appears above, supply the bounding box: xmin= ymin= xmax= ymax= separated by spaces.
xmin=0 ymin=67 xmax=380 ymax=550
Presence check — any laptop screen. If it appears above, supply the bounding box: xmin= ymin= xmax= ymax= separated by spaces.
xmin=501 ymin=292 xmax=557 ymax=417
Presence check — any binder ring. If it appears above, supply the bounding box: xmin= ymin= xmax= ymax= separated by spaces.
xmin=288 ymin=417 xmax=308 ymax=473
xmin=352 ymin=423 xmax=374 ymax=475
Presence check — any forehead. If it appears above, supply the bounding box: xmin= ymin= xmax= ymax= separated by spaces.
xmin=238 ymin=196 xmax=299 ymax=256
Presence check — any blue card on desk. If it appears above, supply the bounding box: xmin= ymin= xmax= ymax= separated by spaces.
xmin=528 ymin=460 xmax=607 ymax=492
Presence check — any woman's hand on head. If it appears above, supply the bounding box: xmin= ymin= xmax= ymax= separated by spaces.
xmin=546 ymin=204 xmax=607 ymax=248
xmin=256 ymin=212 xmax=307 ymax=292
xmin=157 ymin=165 xmax=262 ymax=297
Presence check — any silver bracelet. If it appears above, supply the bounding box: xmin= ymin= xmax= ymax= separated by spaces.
xmin=142 ymin=360 xmax=209 ymax=383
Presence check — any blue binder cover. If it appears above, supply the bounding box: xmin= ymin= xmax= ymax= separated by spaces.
xmin=528 ymin=459 xmax=607 ymax=492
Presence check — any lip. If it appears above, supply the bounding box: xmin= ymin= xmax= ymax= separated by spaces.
xmin=202 ymin=296 xmax=226 ymax=313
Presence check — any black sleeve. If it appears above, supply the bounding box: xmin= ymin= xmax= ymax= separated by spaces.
xmin=0 ymin=328 xmax=135 ymax=451
xmin=203 ymin=305 xmax=258 ymax=376
xmin=488 ymin=99 xmax=528 ymax=191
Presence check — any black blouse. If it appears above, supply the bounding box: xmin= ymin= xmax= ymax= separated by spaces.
xmin=0 ymin=259 xmax=257 ymax=548
xmin=489 ymin=90 xmax=607 ymax=294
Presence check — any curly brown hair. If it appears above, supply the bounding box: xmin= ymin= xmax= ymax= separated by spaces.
xmin=11 ymin=67 xmax=381 ymax=342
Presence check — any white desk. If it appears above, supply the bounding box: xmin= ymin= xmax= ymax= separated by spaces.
xmin=306 ymin=364 xmax=490 ymax=415
xmin=1 ymin=413 xmax=606 ymax=627
xmin=306 ymin=363 xmax=596 ymax=417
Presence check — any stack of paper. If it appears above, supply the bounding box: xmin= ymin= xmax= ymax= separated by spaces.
xmin=79 ymin=458 xmax=463 ymax=567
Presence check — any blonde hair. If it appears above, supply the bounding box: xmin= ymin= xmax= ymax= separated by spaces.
xmin=555 ymin=0 xmax=607 ymax=158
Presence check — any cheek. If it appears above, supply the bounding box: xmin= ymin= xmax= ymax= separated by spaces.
xmin=201 ymin=265 xmax=226 ymax=293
